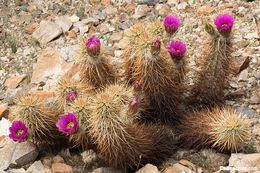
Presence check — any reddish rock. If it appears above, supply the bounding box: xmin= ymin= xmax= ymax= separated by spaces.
xmin=4 ymin=75 xmax=25 ymax=89
xmin=101 ymin=0 xmax=111 ymax=6
xmin=0 ymin=104 xmax=9 ymax=119
xmin=51 ymin=163 xmax=73 ymax=173
xmin=65 ymin=30 xmax=77 ymax=39
xmin=25 ymin=23 xmax=39 ymax=34
xmin=136 ymin=164 xmax=159 ymax=173
xmin=28 ymin=91 xmax=56 ymax=100
xmin=163 ymin=163 xmax=192 ymax=173
xmin=230 ymin=56 xmax=252 ymax=75
xmin=196 ymin=4 xmax=214 ymax=16
xmin=27 ymin=4 xmax=38 ymax=12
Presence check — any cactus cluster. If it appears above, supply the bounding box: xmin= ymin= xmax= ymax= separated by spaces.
xmin=9 ymin=13 xmax=251 ymax=172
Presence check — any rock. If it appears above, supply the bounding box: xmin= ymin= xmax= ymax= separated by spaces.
xmin=163 ymin=163 xmax=193 ymax=173
xmin=167 ymin=0 xmax=179 ymax=6
xmin=0 ymin=104 xmax=9 ymax=119
xmin=235 ymin=106 xmax=258 ymax=118
xmin=28 ymin=91 xmax=56 ymax=100
xmin=156 ymin=4 xmax=171 ymax=17
xmin=0 ymin=137 xmax=16 ymax=171
xmin=136 ymin=0 xmax=159 ymax=6
xmin=136 ymin=164 xmax=160 ymax=173
xmin=68 ymin=14 xmax=80 ymax=23
xmin=65 ymin=30 xmax=77 ymax=39
xmin=0 ymin=118 xmax=11 ymax=136
xmin=103 ymin=6 xmax=117 ymax=16
xmin=110 ymin=32 xmax=123 ymax=42
xmin=27 ymin=161 xmax=47 ymax=173
xmin=230 ymin=56 xmax=251 ymax=75
xmin=73 ymin=21 xmax=89 ymax=34
xmin=53 ymin=155 xmax=64 ymax=163
xmin=252 ymin=124 xmax=260 ymax=136
xmin=92 ymin=167 xmax=122 ymax=173
xmin=115 ymin=37 xmax=129 ymax=49
xmin=9 ymin=168 xmax=26 ymax=173
xmin=177 ymin=1 xmax=188 ymax=10
xmin=229 ymin=153 xmax=260 ymax=170
xmin=55 ymin=16 xmax=72 ymax=32
xmin=51 ymin=163 xmax=73 ymax=173
xmin=25 ymin=23 xmax=39 ymax=34
xmin=58 ymin=45 xmax=80 ymax=62
xmin=32 ymin=21 xmax=62 ymax=45
xmin=249 ymin=92 xmax=260 ymax=104
xmin=237 ymin=69 xmax=248 ymax=82
xmin=31 ymin=47 xmax=73 ymax=86
xmin=81 ymin=149 xmax=98 ymax=164
xmin=134 ymin=5 xmax=151 ymax=19
xmin=196 ymin=4 xmax=214 ymax=16
xmin=10 ymin=141 xmax=39 ymax=167
xmin=179 ymin=159 xmax=196 ymax=171
xmin=101 ymin=0 xmax=111 ymax=6
xmin=4 ymin=75 xmax=25 ymax=89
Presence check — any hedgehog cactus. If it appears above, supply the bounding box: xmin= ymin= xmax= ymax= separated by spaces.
xmin=77 ymin=35 xmax=115 ymax=88
xmin=189 ymin=14 xmax=234 ymax=106
xmin=123 ymin=25 xmax=181 ymax=123
xmin=14 ymin=94 xmax=63 ymax=144
xmin=64 ymin=97 xmax=93 ymax=149
xmin=177 ymin=107 xmax=249 ymax=152
xmin=56 ymin=75 xmax=94 ymax=111
xmin=87 ymin=88 xmax=176 ymax=171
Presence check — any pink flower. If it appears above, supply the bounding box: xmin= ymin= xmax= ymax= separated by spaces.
xmin=129 ymin=97 xmax=139 ymax=110
xmin=167 ymin=40 xmax=187 ymax=59
xmin=164 ymin=15 xmax=181 ymax=35
xmin=85 ymin=36 xmax=101 ymax=57
xmin=66 ymin=90 xmax=77 ymax=102
xmin=56 ymin=113 xmax=78 ymax=135
xmin=9 ymin=121 xmax=28 ymax=142
xmin=151 ymin=39 xmax=161 ymax=55
xmin=214 ymin=14 xmax=234 ymax=37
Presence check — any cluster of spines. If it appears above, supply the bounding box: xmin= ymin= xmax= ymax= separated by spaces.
xmin=177 ymin=107 xmax=249 ymax=152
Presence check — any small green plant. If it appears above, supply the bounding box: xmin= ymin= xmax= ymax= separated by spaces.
xmin=76 ymin=8 xmax=85 ymax=19
xmin=244 ymin=142 xmax=257 ymax=154
xmin=8 ymin=36 xmax=18 ymax=53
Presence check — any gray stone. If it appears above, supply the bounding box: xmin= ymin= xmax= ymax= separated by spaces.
xmin=9 ymin=168 xmax=26 ymax=173
xmin=27 ymin=160 xmax=46 ymax=173
xmin=0 ymin=138 xmax=16 ymax=171
xmin=229 ymin=153 xmax=260 ymax=170
xmin=136 ymin=0 xmax=159 ymax=6
xmin=136 ymin=164 xmax=160 ymax=173
xmin=10 ymin=141 xmax=39 ymax=167
xmin=73 ymin=21 xmax=89 ymax=34
xmin=32 ymin=21 xmax=62 ymax=45
xmin=81 ymin=149 xmax=98 ymax=164
xmin=134 ymin=5 xmax=151 ymax=19
xmin=55 ymin=16 xmax=72 ymax=32
xmin=58 ymin=45 xmax=80 ymax=62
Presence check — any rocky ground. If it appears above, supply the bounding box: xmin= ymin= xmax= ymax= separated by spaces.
xmin=0 ymin=0 xmax=259 ymax=172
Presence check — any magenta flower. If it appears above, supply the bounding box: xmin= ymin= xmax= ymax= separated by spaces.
xmin=214 ymin=14 xmax=234 ymax=36
xmin=56 ymin=113 xmax=78 ymax=135
xmin=150 ymin=39 xmax=161 ymax=55
xmin=85 ymin=36 xmax=101 ymax=57
xmin=167 ymin=40 xmax=186 ymax=59
xmin=9 ymin=121 xmax=28 ymax=142
xmin=164 ymin=15 xmax=181 ymax=35
xmin=66 ymin=90 xmax=77 ymax=102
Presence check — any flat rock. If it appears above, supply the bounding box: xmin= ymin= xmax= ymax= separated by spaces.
xmin=9 ymin=168 xmax=26 ymax=173
xmin=4 ymin=75 xmax=25 ymax=89
xmin=58 ymin=45 xmax=80 ymax=62
xmin=134 ymin=5 xmax=151 ymax=19
xmin=0 ymin=118 xmax=11 ymax=136
xmin=31 ymin=47 xmax=73 ymax=87
xmin=55 ymin=16 xmax=72 ymax=32
xmin=163 ymin=163 xmax=193 ymax=173
xmin=32 ymin=21 xmax=62 ymax=45
xmin=0 ymin=137 xmax=16 ymax=171
xmin=10 ymin=141 xmax=39 ymax=168
xmin=136 ymin=164 xmax=160 ymax=173
xmin=51 ymin=163 xmax=73 ymax=173
xmin=229 ymin=153 xmax=260 ymax=170
xmin=27 ymin=160 xmax=48 ymax=173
